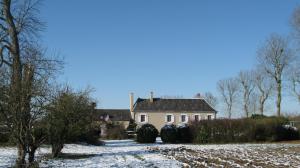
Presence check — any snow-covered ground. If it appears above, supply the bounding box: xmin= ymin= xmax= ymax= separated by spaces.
xmin=0 ymin=139 xmax=181 ymax=168
xmin=154 ymin=143 xmax=300 ymax=167
xmin=1 ymin=139 xmax=300 ymax=168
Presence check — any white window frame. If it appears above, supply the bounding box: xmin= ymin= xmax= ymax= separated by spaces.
xmin=207 ymin=114 xmax=212 ymax=120
xmin=193 ymin=114 xmax=200 ymax=121
xmin=139 ymin=113 xmax=148 ymax=123
xmin=180 ymin=114 xmax=188 ymax=123
xmin=165 ymin=114 xmax=174 ymax=123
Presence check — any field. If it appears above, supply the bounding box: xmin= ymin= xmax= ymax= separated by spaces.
xmin=1 ymin=139 xmax=300 ymax=168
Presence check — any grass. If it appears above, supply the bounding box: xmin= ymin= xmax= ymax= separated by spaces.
xmin=42 ymin=153 xmax=96 ymax=160
xmin=133 ymin=154 xmax=145 ymax=161
xmin=272 ymin=140 xmax=300 ymax=144
xmin=0 ymin=142 xmax=15 ymax=147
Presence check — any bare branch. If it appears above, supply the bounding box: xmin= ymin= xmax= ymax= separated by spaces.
xmin=217 ymin=78 xmax=239 ymax=119
xmin=256 ymin=33 xmax=295 ymax=116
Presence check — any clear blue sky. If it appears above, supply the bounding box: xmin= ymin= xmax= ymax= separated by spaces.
xmin=41 ymin=0 xmax=300 ymax=116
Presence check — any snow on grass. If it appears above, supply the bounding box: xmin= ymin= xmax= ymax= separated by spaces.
xmin=0 ymin=139 xmax=181 ymax=168
xmin=0 ymin=147 xmax=17 ymax=168
xmin=40 ymin=140 xmax=181 ymax=168
xmin=1 ymin=139 xmax=300 ymax=167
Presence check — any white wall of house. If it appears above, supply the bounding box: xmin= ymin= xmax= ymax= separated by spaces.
xmin=134 ymin=111 xmax=216 ymax=130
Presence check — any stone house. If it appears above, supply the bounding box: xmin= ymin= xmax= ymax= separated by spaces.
xmin=130 ymin=92 xmax=217 ymax=130
xmin=93 ymin=109 xmax=131 ymax=137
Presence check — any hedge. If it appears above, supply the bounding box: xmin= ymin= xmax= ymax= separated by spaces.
xmin=190 ymin=117 xmax=299 ymax=144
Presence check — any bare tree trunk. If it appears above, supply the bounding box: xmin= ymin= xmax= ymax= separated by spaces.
xmin=16 ymin=144 xmax=26 ymax=168
xmin=259 ymin=100 xmax=264 ymax=115
xmin=2 ymin=0 xmax=25 ymax=167
xmin=243 ymin=92 xmax=249 ymax=118
xmin=52 ymin=143 xmax=64 ymax=158
xmin=259 ymin=95 xmax=268 ymax=115
xmin=28 ymin=146 xmax=37 ymax=164
xmin=23 ymin=64 xmax=34 ymax=164
xmin=276 ymin=81 xmax=282 ymax=117
xmin=228 ymin=105 xmax=232 ymax=119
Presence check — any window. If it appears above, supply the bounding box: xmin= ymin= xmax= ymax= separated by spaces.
xmin=165 ymin=114 xmax=174 ymax=123
xmin=139 ymin=114 xmax=147 ymax=123
xmin=141 ymin=115 xmax=146 ymax=122
xmin=180 ymin=114 xmax=188 ymax=123
xmin=207 ymin=115 xmax=212 ymax=120
xmin=194 ymin=115 xmax=200 ymax=121
xmin=167 ymin=115 xmax=172 ymax=122
xmin=181 ymin=115 xmax=186 ymax=122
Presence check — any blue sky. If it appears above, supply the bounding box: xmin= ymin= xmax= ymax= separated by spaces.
xmin=41 ymin=0 xmax=300 ymax=116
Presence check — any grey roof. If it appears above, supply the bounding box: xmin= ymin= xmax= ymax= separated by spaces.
xmin=94 ymin=109 xmax=131 ymax=121
xmin=133 ymin=98 xmax=216 ymax=113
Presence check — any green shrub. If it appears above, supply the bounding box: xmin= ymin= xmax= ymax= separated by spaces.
xmin=0 ymin=132 xmax=10 ymax=143
xmin=177 ymin=124 xmax=192 ymax=143
xmin=160 ymin=124 xmax=177 ymax=143
xmin=78 ymin=128 xmax=102 ymax=145
xmin=127 ymin=119 xmax=137 ymax=132
xmin=251 ymin=114 xmax=267 ymax=119
xmin=136 ymin=124 xmax=158 ymax=143
xmin=0 ymin=125 xmax=11 ymax=144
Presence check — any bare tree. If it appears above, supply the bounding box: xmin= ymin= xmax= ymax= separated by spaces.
xmin=291 ymin=6 xmax=300 ymax=43
xmin=0 ymin=0 xmax=62 ymax=167
xmin=248 ymin=92 xmax=259 ymax=115
xmin=237 ymin=70 xmax=255 ymax=118
xmin=257 ymin=34 xmax=295 ymax=117
xmin=0 ymin=65 xmax=9 ymax=125
xmin=203 ymin=92 xmax=218 ymax=109
xmin=217 ymin=78 xmax=239 ymax=119
xmin=289 ymin=64 xmax=300 ymax=103
xmin=194 ymin=93 xmax=202 ymax=98
xmin=253 ymin=68 xmax=273 ymax=115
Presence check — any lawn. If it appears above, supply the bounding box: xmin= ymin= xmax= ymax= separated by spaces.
xmin=1 ymin=139 xmax=300 ymax=167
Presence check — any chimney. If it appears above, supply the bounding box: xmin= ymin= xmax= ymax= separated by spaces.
xmin=150 ymin=91 xmax=154 ymax=103
xmin=91 ymin=102 xmax=97 ymax=109
xmin=129 ymin=93 xmax=134 ymax=112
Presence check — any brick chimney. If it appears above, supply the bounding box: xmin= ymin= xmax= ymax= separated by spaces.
xmin=130 ymin=92 xmax=134 ymax=112
xmin=129 ymin=93 xmax=134 ymax=119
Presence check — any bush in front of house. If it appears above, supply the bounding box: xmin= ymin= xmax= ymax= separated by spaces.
xmin=177 ymin=124 xmax=192 ymax=143
xmin=160 ymin=124 xmax=178 ymax=143
xmin=0 ymin=132 xmax=10 ymax=144
xmin=190 ymin=117 xmax=299 ymax=144
xmin=105 ymin=123 xmax=128 ymax=140
xmin=126 ymin=119 xmax=137 ymax=139
xmin=136 ymin=124 xmax=158 ymax=143
xmin=127 ymin=119 xmax=137 ymax=132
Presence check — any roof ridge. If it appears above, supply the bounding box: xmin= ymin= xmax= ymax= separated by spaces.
xmin=138 ymin=98 xmax=205 ymax=100
xmin=96 ymin=109 xmax=130 ymax=110
xmin=133 ymin=97 xmax=217 ymax=112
